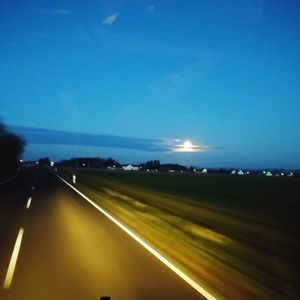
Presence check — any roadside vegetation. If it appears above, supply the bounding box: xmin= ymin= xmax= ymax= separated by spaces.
xmin=0 ymin=120 xmax=25 ymax=181
xmin=60 ymin=168 xmax=300 ymax=300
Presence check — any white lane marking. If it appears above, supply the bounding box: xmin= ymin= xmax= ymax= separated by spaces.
xmin=26 ymin=197 xmax=32 ymax=209
xmin=31 ymin=186 xmax=35 ymax=191
xmin=55 ymin=174 xmax=218 ymax=300
xmin=3 ymin=228 xmax=24 ymax=289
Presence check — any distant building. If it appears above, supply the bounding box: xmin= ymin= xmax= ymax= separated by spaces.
xmin=266 ymin=171 xmax=273 ymax=176
xmin=231 ymin=170 xmax=236 ymax=175
xmin=122 ymin=164 xmax=139 ymax=171
xmin=237 ymin=170 xmax=244 ymax=175
xmin=201 ymin=168 xmax=208 ymax=174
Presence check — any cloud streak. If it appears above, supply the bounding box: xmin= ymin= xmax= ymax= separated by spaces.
xmin=149 ymin=52 xmax=220 ymax=102
xmin=8 ymin=126 xmax=211 ymax=153
xmin=95 ymin=27 xmax=210 ymax=58
xmin=39 ymin=9 xmax=72 ymax=16
xmin=163 ymin=139 xmax=209 ymax=153
xmin=145 ymin=5 xmax=154 ymax=12
xmin=102 ymin=13 xmax=119 ymax=26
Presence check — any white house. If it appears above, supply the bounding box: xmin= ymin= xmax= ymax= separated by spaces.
xmin=266 ymin=171 xmax=273 ymax=176
xmin=237 ymin=170 xmax=244 ymax=175
xmin=122 ymin=164 xmax=139 ymax=171
xmin=231 ymin=170 xmax=236 ymax=175
xmin=201 ymin=168 xmax=208 ymax=174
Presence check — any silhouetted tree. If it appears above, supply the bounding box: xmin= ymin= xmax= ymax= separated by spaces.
xmin=189 ymin=166 xmax=196 ymax=172
xmin=0 ymin=121 xmax=26 ymax=178
xmin=104 ymin=157 xmax=116 ymax=168
xmin=38 ymin=157 xmax=51 ymax=166
xmin=57 ymin=157 xmax=121 ymax=169
xmin=145 ymin=160 xmax=160 ymax=170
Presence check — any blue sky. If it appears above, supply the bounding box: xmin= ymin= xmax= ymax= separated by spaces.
xmin=1 ymin=0 xmax=300 ymax=168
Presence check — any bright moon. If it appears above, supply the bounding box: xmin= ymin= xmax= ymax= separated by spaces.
xmin=179 ymin=140 xmax=195 ymax=152
xmin=183 ymin=140 xmax=192 ymax=148
xmin=171 ymin=139 xmax=205 ymax=152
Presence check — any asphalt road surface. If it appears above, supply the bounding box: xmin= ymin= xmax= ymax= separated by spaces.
xmin=0 ymin=167 xmax=205 ymax=300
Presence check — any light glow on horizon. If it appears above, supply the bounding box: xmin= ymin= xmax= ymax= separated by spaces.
xmin=172 ymin=139 xmax=208 ymax=153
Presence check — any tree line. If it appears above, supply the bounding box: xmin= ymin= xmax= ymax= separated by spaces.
xmin=0 ymin=121 xmax=26 ymax=179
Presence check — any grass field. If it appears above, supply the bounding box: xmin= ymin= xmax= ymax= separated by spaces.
xmin=60 ymin=168 xmax=300 ymax=300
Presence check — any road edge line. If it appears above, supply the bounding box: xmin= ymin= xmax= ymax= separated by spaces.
xmin=55 ymin=173 xmax=218 ymax=300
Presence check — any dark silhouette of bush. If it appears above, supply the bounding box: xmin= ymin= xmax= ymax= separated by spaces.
xmin=0 ymin=121 xmax=26 ymax=178
xmin=38 ymin=157 xmax=51 ymax=166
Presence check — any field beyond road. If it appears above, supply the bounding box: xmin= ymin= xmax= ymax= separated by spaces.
xmin=60 ymin=168 xmax=300 ymax=300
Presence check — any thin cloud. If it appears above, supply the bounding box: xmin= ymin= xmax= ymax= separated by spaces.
xmin=39 ymin=9 xmax=72 ymax=16
xmin=8 ymin=126 xmax=212 ymax=153
xmin=145 ymin=5 xmax=154 ymax=12
xmin=163 ymin=139 xmax=209 ymax=153
xmin=149 ymin=53 xmax=220 ymax=102
xmin=102 ymin=13 xmax=119 ymax=26
xmin=95 ymin=27 xmax=209 ymax=58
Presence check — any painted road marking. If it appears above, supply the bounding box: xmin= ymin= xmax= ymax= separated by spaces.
xmin=26 ymin=197 xmax=32 ymax=209
xmin=55 ymin=174 xmax=218 ymax=300
xmin=3 ymin=228 xmax=24 ymax=289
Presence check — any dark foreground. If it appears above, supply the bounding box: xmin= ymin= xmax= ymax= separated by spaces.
xmin=59 ymin=168 xmax=300 ymax=300
xmin=0 ymin=167 xmax=205 ymax=300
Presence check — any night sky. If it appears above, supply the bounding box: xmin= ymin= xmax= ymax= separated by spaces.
xmin=1 ymin=0 xmax=300 ymax=168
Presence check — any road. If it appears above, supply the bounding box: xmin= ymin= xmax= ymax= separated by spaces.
xmin=0 ymin=167 xmax=206 ymax=300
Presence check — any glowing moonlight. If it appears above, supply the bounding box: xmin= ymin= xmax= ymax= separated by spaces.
xmin=170 ymin=139 xmax=208 ymax=152
xmin=183 ymin=140 xmax=193 ymax=149
xmin=177 ymin=140 xmax=196 ymax=152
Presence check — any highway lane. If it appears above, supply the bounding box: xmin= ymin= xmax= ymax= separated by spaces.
xmin=0 ymin=168 xmax=38 ymax=291
xmin=0 ymin=167 xmax=206 ymax=300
